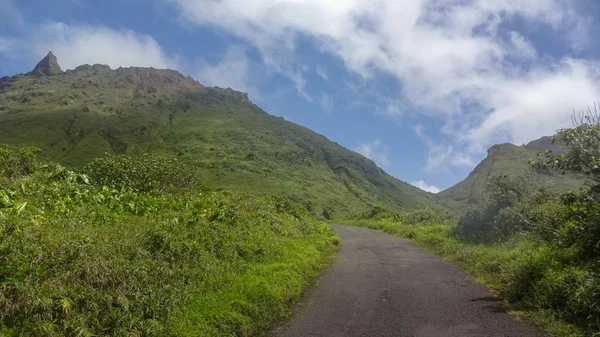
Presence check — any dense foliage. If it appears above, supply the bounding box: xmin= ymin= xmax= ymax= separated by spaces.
xmin=85 ymin=153 xmax=197 ymax=192
xmin=0 ymin=146 xmax=338 ymax=337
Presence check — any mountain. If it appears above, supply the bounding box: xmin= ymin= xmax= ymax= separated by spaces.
xmin=0 ymin=52 xmax=437 ymax=217
xmin=437 ymin=137 xmax=586 ymax=210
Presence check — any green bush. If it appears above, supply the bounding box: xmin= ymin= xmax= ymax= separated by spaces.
xmin=455 ymin=207 xmax=489 ymax=241
xmin=84 ymin=153 xmax=197 ymax=192
xmin=531 ymin=266 xmax=600 ymax=331
xmin=400 ymin=208 xmax=452 ymax=226
xmin=527 ymin=197 xmax=567 ymax=242
xmin=350 ymin=206 xmax=451 ymax=226
xmin=0 ymin=144 xmax=40 ymax=180
xmin=559 ymin=189 xmax=600 ymax=259
xmin=493 ymin=206 xmax=531 ymax=239
xmin=455 ymin=175 xmax=529 ymax=242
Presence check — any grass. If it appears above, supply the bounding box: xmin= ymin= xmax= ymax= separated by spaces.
xmin=346 ymin=219 xmax=593 ymax=337
xmin=0 ymin=151 xmax=339 ymax=336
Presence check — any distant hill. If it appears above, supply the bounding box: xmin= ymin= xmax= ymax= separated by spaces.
xmin=0 ymin=52 xmax=437 ymax=217
xmin=436 ymin=137 xmax=586 ymax=210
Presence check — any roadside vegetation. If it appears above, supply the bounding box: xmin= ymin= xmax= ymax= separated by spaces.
xmin=348 ymin=110 xmax=600 ymax=337
xmin=0 ymin=146 xmax=338 ymax=337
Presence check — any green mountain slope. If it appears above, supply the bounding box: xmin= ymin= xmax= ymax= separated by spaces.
xmin=437 ymin=137 xmax=585 ymax=209
xmin=0 ymin=52 xmax=436 ymax=217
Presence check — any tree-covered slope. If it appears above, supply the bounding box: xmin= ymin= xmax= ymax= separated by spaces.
xmin=437 ymin=137 xmax=585 ymax=209
xmin=0 ymin=53 xmax=436 ymax=217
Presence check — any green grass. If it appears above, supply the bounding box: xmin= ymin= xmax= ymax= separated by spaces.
xmin=0 ymin=67 xmax=437 ymax=218
xmin=0 ymin=154 xmax=339 ymax=336
xmin=346 ymin=219 xmax=595 ymax=337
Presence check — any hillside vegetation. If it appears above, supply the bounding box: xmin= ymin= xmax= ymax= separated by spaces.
xmin=0 ymin=145 xmax=338 ymax=336
xmin=437 ymin=137 xmax=585 ymax=211
xmin=0 ymin=54 xmax=436 ymax=217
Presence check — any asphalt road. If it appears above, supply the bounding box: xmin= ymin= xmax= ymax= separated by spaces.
xmin=276 ymin=225 xmax=546 ymax=337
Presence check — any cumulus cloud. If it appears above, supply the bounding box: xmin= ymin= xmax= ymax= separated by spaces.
xmin=410 ymin=180 xmax=441 ymax=194
xmin=165 ymin=0 xmax=598 ymax=171
xmin=353 ymin=139 xmax=390 ymax=168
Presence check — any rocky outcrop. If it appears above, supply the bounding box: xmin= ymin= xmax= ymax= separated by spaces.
xmin=30 ymin=51 xmax=63 ymax=76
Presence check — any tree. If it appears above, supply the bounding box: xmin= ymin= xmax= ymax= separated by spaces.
xmin=535 ymin=104 xmax=600 ymax=259
xmin=536 ymin=104 xmax=600 ymax=180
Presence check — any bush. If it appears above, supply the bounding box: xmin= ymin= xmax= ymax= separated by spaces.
xmin=456 ymin=175 xmax=529 ymax=242
xmin=400 ymin=208 xmax=451 ymax=226
xmin=455 ymin=207 xmax=491 ymax=241
xmin=527 ymin=198 xmax=567 ymax=242
xmin=84 ymin=153 xmax=197 ymax=192
xmin=0 ymin=144 xmax=40 ymax=179
xmin=531 ymin=266 xmax=600 ymax=331
xmin=559 ymin=189 xmax=600 ymax=259
xmin=493 ymin=206 xmax=531 ymax=239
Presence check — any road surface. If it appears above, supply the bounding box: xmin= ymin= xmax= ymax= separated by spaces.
xmin=275 ymin=225 xmax=545 ymax=337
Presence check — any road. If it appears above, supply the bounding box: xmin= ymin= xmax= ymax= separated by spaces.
xmin=275 ymin=225 xmax=545 ymax=337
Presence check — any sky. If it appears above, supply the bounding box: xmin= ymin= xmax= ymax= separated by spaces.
xmin=2 ymin=0 xmax=600 ymax=193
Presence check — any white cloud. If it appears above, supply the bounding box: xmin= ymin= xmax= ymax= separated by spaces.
xmin=353 ymin=139 xmax=390 ymax=168
xmin=316 ymin=65 xmax=328 ymax=80
xmin=165 ymin=0 xmax=598 ymax=172
xmin=195 ymin=46 xmax=260 ymax=100
xmin=0 ymin=22 xmax=179 ymax=72
xmin=410 ymin=180 xmax=441 ymax=194
xmin=320 ymin=93 xmax=333 ymax=112
xmin=413 ymin=124 xmax=475 ymax=172
xmin=29 ymin=23 xmax=180 ymax=70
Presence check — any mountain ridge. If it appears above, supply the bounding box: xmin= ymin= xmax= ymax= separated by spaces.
xmin=0 ymin=52 xmax=437 ymax=216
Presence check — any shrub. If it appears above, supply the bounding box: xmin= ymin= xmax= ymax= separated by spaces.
xmin=493 ymin=206 xmax=531 ymax=239
xmin=401 ymin=208 xmax=452 ymax=226
xmin=456 ymin=175 xmax=530 ymax=242
xmin=84 ymin=153 xmax=197 ymax=192
xmin=455 ymin=206 xmax=492 ymax=241
xmin=0 ymin=144 xmax=40 ymax=179
xmin=530 ymin=266 xmax=600 ymax=332
xmin=527 ymin=197 xmax=567 ymax=242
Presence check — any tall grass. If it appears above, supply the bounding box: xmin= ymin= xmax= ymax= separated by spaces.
xmin=0 ymin=148 xmax=339 ymax=336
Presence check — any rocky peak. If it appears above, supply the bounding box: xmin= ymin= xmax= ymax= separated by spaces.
xmin=30 ymin=51 xmax=63 ymax=76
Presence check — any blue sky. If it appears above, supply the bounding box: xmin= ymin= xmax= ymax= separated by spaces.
xmin=2 ymin=0 xmax=600 ymax=193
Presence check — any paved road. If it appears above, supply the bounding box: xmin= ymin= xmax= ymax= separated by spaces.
xmin=276 ymin=225 xmax=546 ymax=337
